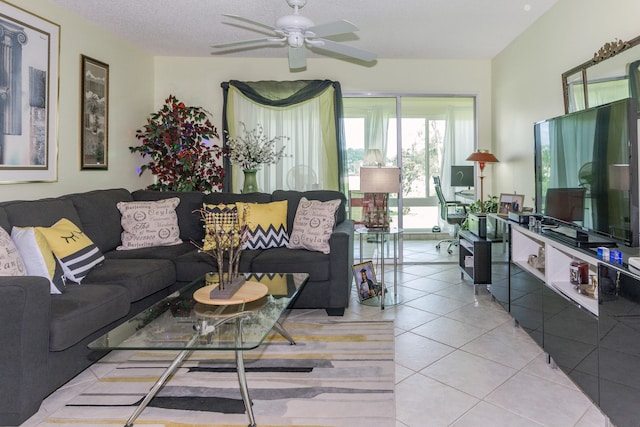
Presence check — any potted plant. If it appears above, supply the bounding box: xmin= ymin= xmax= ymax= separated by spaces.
xmin=462 ymin=195 xmax=498 ymax=230
xmin=130 ymin=95 xmax=225 ymax=192
xmin=225 ymin=122 xmax=289 ymax=193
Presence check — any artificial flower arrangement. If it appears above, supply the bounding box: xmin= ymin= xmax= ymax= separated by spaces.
xmin=130 ymin=95 xmax=225 ymax=193
xmin=225 ymin=122 xmax=289 ymax=171
xmin=192 ymin=204 xmax=249 ymax=293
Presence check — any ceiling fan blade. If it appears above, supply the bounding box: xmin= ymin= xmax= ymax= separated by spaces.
xmin=307 ymin=20 xmax=358 ymax=38
xmin=221 ymin=14 xmax=276 ymax=32
xmin=313 ymin=39 xmax=377 ymax=62
xmin=288 ymin=46 xmax=307 ymax=69
xmin=212 ymin=37 xmax=281 ymax=49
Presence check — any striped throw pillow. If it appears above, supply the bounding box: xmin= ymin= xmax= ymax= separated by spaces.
xmin=37 ymin=218 xmax=105 ymax=283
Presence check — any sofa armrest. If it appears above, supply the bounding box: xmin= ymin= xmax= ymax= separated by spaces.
xmin=327 ymin=219 xmax=355 ymax=310
xmin=0 ymin=276 xmax=51 ymax=425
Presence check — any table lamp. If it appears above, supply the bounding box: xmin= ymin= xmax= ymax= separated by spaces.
xmin=466 ymin=149 xmax=499 ymax=212
xmin=359 ymin=166 xmax=401 ymax=229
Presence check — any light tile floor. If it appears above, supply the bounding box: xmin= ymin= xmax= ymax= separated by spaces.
xmin=21 ymin=239 xmax=609 ymax=427
xmin=346 ymin=238 xmax=608 ymax=427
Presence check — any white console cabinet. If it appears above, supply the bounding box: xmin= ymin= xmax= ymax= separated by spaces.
xmin=511 ymin=226 xmax=599 ymax=316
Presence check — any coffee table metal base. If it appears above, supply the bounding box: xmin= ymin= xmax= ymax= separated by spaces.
xmin=124 ymin=317 xmax=296 ymax=427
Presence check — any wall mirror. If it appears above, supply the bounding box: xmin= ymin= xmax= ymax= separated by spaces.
xmin=562 ymin=35 xmax=640 ymax=113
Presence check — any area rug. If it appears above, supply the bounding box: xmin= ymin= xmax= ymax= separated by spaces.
xmin=40 ymin=318 xmax=395 ymax=427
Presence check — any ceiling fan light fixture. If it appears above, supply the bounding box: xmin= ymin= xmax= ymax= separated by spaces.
xmin=276 ymin=14 xmax=314 ymax=30
xmin=288 ymin=32 xmax=305 ymax=48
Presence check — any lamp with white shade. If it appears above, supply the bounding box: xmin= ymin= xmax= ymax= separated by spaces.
xmin=359 ymin=166 xmax=401 ymax=229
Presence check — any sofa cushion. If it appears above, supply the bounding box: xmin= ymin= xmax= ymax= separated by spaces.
xmin=104 ymin=241 xmax=196 ymax=260
xmin=67 ymin=188 xmax=133 ymax=252
xmin=11 ymin=227 xmax=66 ymax=294
xmin=0 ymin=207 xmax=10 ymax=234
xmin=0 ymin=227 xmax=26 ymax=276
xmin=251 ymin=247 xmax=331 ymax=281
xmin=132 ymin=190 xmax=205 ymax=243
xmin=117 ymin=198 xmax=182 ymax=250
xmin=203 ymin=192 xmax=272 ymax=205
xmin=49 ymin=283 xmax=130 ymax=351
xmin=271 ymin=190 xmax=347 ymax=232
xmin=236 ymin=200 xmax=289 ymax=250
xmin=288 ymin=198 xmax=340 ymax=254
xmin=173 ymin=249 xmax=262 ymax=283
xmin=83 ymin=258 xmax=176 ymax=303
xmin=1 ymin=197 xmax=82 ymax=228
xmin=36 ymin=219 xmax=105 ymax=283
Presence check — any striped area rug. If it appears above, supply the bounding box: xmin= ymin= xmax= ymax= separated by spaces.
xmin=41 ymin=318 xmax=395 ymax=427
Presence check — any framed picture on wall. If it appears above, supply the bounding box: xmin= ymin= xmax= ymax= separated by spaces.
xmin=353 ymin=261 xmax=382 ymax=302
xmin=0 ymin=3 xmax=60 ymax=183
xmin=80 ymin=55 xmax=109 ymax=169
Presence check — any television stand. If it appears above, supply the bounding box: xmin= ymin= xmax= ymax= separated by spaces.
xmin=542 ymin=227 xmax=617 ymax=248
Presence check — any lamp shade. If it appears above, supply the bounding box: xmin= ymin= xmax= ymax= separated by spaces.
xmin=360 ymin=167 xmax=401 ymax=193
xmin=466 ymin=150 xmax=499 ymax=164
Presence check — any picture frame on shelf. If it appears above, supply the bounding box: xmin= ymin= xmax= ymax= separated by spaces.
xmin=498 ymin=193 xmax=525 ymax=215
xmin=353 ymin=261 xmax=381 ymax=302
xmin=80 ymin=55 xmax=109 ymax=169
xmin=0 ymin=3 xmax=60 ymax=182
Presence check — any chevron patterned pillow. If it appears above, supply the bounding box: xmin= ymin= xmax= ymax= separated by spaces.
xmin=235 ymin=200 xmax=289 ymax=250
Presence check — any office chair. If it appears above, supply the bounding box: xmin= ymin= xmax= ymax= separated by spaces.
xmin=434 ymin=176 xmax=468 ymax=254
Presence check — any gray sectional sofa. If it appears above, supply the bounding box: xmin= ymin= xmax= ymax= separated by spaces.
xmin=0 ymin=188 xmax=354 ymax=426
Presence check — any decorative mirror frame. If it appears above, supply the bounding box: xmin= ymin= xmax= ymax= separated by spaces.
xmin=562 ymin=35 xmax=640 ymax=113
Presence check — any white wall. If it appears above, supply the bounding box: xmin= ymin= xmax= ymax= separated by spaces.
xmin=1 ymin=0 xmax=155 ymax=201
xmin=492 ymin=0 xmax=640 ymax=208
xmin=153 ymin=56 xmax=492 ymax=181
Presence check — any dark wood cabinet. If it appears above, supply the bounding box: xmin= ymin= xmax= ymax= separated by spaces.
xmin=458 ymin=229 xmax=491 ymax=293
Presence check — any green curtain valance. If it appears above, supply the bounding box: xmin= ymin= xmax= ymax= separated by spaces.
xmin=221 ymin=79 xmax=346 ymax=193
xmin=222 ymin=80 xmax=336 ymax=107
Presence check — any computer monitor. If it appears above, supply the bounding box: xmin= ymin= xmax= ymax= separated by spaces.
xmin=450 ymin=165 xmax=474 ymax=188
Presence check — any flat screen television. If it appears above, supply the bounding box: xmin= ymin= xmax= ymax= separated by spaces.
xmin=450 ymin=165 xmax=474 ymax=188
xmin=534 ymin=97 xmax=639 ymax=247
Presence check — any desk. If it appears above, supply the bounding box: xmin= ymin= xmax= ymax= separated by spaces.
xmin=455 ymin=190 xmax=476 ymax=203
xmin=356 ymin=227 xmax=402 ymax=309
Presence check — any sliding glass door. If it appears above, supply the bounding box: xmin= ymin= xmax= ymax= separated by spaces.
xmin=344 ymin=95 xmax=476 ymax=263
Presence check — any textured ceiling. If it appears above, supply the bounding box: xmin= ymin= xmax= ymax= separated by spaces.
xmin=50 ymin=0 xmax=559 ymax=61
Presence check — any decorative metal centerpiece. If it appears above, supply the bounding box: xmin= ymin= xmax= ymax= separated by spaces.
xmin=193 ymin=205 xmax=249 ymax=298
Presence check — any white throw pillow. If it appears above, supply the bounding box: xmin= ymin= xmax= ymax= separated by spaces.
xmin=0 ymin=227 xmax=26 ymax=276
xmin=117 ymin=198 xmax=182 ymax=250
xmin=11 ymin=227 xmax=66 ymax=293
xmin=287 ymin=197 xmax=340 ymax=254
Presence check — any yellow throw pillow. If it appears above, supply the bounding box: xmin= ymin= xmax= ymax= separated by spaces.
xmin=236 ymin=201 xmax=289 ymax=250
xmin=201 ymin=203 xmax=241 ymax=251
xmin=37 ymin=218 xmax=105 ymax=283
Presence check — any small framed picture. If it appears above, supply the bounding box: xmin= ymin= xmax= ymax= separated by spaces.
xmin=353 ymin=261 xmax=382 ymax=302
xmin=498 ymin=193 xmax=525 ymax=215
xmin=80 ymin=55 xmax=109 ymax=169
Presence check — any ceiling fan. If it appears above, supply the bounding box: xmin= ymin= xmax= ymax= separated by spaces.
xmin=211 ymin=0 xmax=377 ymax=70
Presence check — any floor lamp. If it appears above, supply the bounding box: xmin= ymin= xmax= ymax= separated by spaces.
xmin=466 ymin=149 xmax=499 ymax=212
xmin=360 ymin=166 xmax=401 ymax=229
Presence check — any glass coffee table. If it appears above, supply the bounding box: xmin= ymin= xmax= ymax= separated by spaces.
xmin=89 ymin=272 xmax=309 ymax=427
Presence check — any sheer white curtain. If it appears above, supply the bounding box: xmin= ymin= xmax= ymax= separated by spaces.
xmin=228 ymin=87 xmax=334 ymax=193
xmin=364 ymin=106 xmax=393 ymax=163
xmin=440 ymin=106 xmax=475 ymax=199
